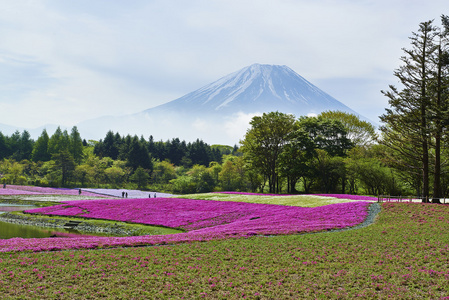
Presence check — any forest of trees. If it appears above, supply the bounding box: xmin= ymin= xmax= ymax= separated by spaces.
xmin=1 ymin=17 xmax=448 ymax=200
xmin=0 ymin=110 xmax=404 ymax=196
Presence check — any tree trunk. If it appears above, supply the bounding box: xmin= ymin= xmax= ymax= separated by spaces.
xmin=421 ymin=28 xmax=430 ymax=203
xmin=432 ymin=45 xmax=443 ymax=204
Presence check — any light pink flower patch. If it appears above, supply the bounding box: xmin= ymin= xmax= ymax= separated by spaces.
xmin=312 ymin=194 xmax=378 ymax=201
xmin=2 ymin=185 xmax=106 ymax=197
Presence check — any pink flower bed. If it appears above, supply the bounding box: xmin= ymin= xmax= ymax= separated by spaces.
xmin=1 ymin=185 xmax=106 ymax=197
xmin=0 ymin=198 xmax=372 ymax=252
xmin=0 ymin=188 xmax=41 ymax=195
xmin=313 ymin=194 xmax=378 ymax=201
xmin=215 ymin=191 xmax=377 ymax=201
xmin=214 ymin=191 xmax=293 ymax=196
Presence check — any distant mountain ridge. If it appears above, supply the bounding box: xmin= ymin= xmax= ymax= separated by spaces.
xmin=0 ymin=122 xmax=63 ymax=139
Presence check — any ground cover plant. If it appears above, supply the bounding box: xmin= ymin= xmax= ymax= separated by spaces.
xmin=0 ymin=202 xmax=448 ymax=298
xmin=1 ymin=211 xmax=183 ymax=237
xmin=0 ymin=185 xmax=105 ymax=198
xmin=0 ymin=197 xmax=371 ymax=252
xmin=79 ymin=188 xmax=174 ymax=198
xmin=179 ymin=192 xmax=377 ymax=207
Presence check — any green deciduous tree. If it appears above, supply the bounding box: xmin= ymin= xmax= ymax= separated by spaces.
xmin=319 ymin=111 xmax=377 ymax=147
xmin=131 ymin=166 xmax=149 ymax=190
xmin=298 ymin=116 xmax=353 ymax=157
xmin=278 ymin=129 xmax=315 ymax=193
xmin=152 ymin=160 xmax=177 ymax=184
xmin=240 ymin=112 xmax=298 ymax=193
xmin=218 ymin=155 xmax=246 ymax=191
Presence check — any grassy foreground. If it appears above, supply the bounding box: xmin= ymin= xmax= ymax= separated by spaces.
xmin=0 ymin=202 xmax=448 ymax=299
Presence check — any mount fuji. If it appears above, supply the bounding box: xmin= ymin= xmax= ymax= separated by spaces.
xmin=77 ymin=64 xmax=367 ymax=145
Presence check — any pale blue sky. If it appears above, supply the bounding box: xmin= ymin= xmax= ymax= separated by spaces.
xmin=0 ymin=0 xmax=446 ymax=129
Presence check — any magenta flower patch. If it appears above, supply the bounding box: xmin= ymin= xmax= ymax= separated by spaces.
xmin=0 ymin=198 xmax=371 ymax=252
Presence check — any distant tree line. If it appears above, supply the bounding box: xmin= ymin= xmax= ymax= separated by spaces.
xmin=0 ymin=111 xmax=399 ymax=196
xmin=92 ymin=131 xmax=238 ymax=168
xmin=0 ymin=126 xmax=241 ymax=191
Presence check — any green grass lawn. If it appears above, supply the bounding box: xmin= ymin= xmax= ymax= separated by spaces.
xmin=175 ymin=193 xmax=359 ymax=207
xmin=0 ymin=201 xmax=448 ymax=299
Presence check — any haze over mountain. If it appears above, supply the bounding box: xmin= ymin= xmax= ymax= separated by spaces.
xmin=1 ymin=64 xmax=370 ymax=146
xmin=147 ymin=64 xmax=360 ymax=116
xmin=75 ymin=64 xmax=369 ymax=145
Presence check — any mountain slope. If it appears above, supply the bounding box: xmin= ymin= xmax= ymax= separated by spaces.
xmin=77 ymin=64 xmax=367 ymax=145
xmin=144 ymin=63 xmax=359 ymax=116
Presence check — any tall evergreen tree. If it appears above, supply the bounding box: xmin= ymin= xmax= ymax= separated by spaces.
xmin=48 ymin=127 xmax=69 ymax=156
xmin=52 ymin=150 xmax=76 ymax=186
xmin=31 ymin=129 xmax=51 ymax=162
xmin=430 ymin=15 xmax=449 ymax=202
xmin=380 ymin=19 xmax=448 ymax=202
xmin=69 ymin=126 xmax=84 ymax=164
xmin=0 ymin=132 xmax=8 ymax=160
xmin=102 ymin=130 xmax=119 ymax=159
xmin=127 ymin=136 xmax=152 ymax=171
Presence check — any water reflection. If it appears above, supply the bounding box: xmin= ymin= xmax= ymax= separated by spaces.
xmin=0 ymin=204 xmax=117 ymax=239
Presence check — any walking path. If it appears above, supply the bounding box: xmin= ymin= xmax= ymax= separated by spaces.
xmin=301 ymin=202 xmax=381 ymax=235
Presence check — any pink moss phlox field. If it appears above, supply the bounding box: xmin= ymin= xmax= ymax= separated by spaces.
xmin=0 ymin=188 xmax=41 ymax=195
xmin=1 ymin=185 xmax=104 ymax=197
xmin=0 ymin=198 xmax=371 ymax=252
xmin=313 ymin=194 xmax=378 ymax=201
xmin=215 ymin=191 xmax=378 ymax=201
xmin=214 ymin=191 xmax=294 ymax=196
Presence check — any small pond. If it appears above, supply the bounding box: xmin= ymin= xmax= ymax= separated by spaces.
xmin=0 ymin=204 xmax=118 ymax=239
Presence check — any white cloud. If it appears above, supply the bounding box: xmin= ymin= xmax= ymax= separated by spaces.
xmin=224 ymin=112 xmax=262 ymax=144
xmin=0 ymin=0 xmax=447 ymax=137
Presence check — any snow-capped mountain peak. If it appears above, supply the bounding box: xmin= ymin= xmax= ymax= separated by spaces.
xmin=145 ymin=63 xmax=356 ymax=116
xmin=76 ymin=64 xmax=366 ymax=145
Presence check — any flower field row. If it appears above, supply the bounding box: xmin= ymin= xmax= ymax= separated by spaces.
xmin=79 ymin=188 xmax=174 ymax=198
xmin=0 ymin=198 xmax=371 ymax=252
xmin=217 ymin=191 xmax=378 ymax=201
xmin=313 ymin=194 xmax=378 ymax=201
xmin=27 ymin=198 xmax=371 ymax=232
xmin=1 ymin=185 xmax=104 ymax=197
xmin=213 ymin=191 xmax=294 ymax=196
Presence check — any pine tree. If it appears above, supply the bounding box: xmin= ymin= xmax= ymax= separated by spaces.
xmin=380 ymin=18 xmax=449 ymax=201
xmin=69 ymin=126 xmax=84 ymax=164
xmin=31 ymin=129 xmax=51 ymax=162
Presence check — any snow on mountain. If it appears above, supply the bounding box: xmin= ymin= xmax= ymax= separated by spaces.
xmin=76 ymin=64 xmax=368 ymax=145
xmin=144 ymin=63 xmax=359 ymax=117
